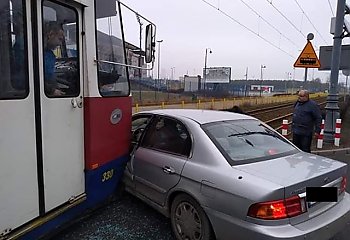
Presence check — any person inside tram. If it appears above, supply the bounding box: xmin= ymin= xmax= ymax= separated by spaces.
xmin=43 ymin=21 xmax=65 ymax=96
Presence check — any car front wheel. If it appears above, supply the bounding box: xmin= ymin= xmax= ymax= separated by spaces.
xmin=170 ymin=194 xmax=214 ymax=240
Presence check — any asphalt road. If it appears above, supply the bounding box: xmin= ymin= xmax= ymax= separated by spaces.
xmin=53 ymin=150 xmax=350 ymax=240
xmin=52 ymin=193 xmax=175 ymax=240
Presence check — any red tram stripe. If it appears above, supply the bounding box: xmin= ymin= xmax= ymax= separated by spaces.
xmin=84 ymin=96 xmax=132 ymax=170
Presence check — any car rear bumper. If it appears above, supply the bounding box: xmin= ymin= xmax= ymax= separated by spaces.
xmin=204 ymin=192 xmax=350 ymax=240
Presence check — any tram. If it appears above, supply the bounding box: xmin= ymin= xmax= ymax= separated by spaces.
xmin=0 ymin=0 xmax=155 ymax=238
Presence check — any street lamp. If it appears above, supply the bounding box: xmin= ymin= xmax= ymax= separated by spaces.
xmin=244 ymin=67 xmax=248 ymax=97
xmin=171 ymin=67 xmax=175 ymax=80
xmin=204 ymin=48 xmax=212 ymax=92
xmin=285 ymin=72 xmax=291 ymax=93
xmin=155 ymin=39 xmax=163 ymax=101
xmin=168 ymin=67 xmax=175 ymax=100
xmin=260 ymin=65 xmax=266 ymax=97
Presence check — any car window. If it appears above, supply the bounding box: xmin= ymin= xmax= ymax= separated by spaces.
xmin=141 ymin=117 xmax=191 ymax=157
xmin=203 ymin=119 xmax=297 ymax=164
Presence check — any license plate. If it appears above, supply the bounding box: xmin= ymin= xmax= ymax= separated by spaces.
xmin=306 ymin=187 xmax=338 ymax=203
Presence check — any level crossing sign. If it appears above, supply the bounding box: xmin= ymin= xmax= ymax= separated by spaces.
xmin=294 ymin=41 xmax=321 ymax=68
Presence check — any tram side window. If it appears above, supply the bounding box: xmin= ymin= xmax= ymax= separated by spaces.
xmin=95 ymin=2 xmax=129 ymax=97
xmin=42 ymin=1 xmax=79 ymax=98
xmin=0 ymin=0 xmax=28 ymax=100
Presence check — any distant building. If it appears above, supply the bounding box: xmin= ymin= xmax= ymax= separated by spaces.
xmin=184 ymin=75 xmax=201 ymax=92
xmin=95 ymin=30 xmax=147 ymax=78
xmin=250 ymin=85 xmax=274 ymax=93
xmin=167 ymin=80 xmax=182 ymax=91
xmin=124 ymin=42 xmax=147 ymax=79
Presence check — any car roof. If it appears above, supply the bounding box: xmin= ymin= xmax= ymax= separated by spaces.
xmin=137 ymin=109 xmax=255 ymax=124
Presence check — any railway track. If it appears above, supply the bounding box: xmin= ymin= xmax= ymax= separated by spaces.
xmin=245 ymin=96 xmax=326 ymax=115
xmin=251 ymin=97 xmax=347 ymax=136
xmin=246 ymin=102 xmax=294 ymax=115
xmin=249 ymin=101 xmax=326 ymax=129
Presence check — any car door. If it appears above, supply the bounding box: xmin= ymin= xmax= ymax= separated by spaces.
xmin=125 ymin=114 xmax=154 ymax=177
xmin=132 ymin=116 xmax=191 ymax=206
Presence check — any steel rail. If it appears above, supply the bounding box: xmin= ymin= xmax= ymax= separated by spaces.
xmin=247 ymin=102 xmax=293 ymax=115
xmin=246 ymin=97 xmax=327 ymax=115
xmin=256 ymin=101 xmax=327 ymax=127
xmin=266 ymin=101 xmax=329 ymax=136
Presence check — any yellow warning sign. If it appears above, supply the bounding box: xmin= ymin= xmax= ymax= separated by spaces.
xmin=294 ymin=41 xmax=321 ymax=68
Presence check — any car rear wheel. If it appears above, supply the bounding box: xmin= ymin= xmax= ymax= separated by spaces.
xmin=170 ymin=194 xmax=214 ymax=240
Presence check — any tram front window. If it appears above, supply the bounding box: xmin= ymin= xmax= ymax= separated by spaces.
xmin=42 ymin=0 xmax=79 ymax=98
xmin=95 ymin=1 xmax=129 ymax=97
xmin=0 ymin=0 xmax=28 ymax=100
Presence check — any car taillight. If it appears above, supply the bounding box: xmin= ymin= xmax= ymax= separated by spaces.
xmin=247 ymin=195 xmax=306 ymax=220
xmin=340 ymin=176 xmax=347 ymax=193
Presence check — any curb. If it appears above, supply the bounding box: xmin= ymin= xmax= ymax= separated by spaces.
xmin=312 ymin=147 xmax=350 ymax=154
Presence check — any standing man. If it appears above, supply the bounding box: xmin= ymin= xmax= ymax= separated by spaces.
xmin=292 ymin=90 xmax=322 ymax=152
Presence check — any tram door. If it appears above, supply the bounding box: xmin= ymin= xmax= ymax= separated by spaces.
xmin=1 ymin=0 xmax=84 ymax=233
xmin=0 ymin=0 xmax=39 ymax=233
xmin=38 ymin=0 xmax=84 ymax=212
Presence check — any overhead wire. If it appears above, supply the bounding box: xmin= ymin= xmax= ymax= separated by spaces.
xmin=200 ymin=0 xmax=295 ymax=58
xmin=327 ymin=0 xmax=335 ymax=16
xmin=265 ymin=0 xmax=306 ymax=39
xmin=239 ymin=0 xmax=299 ymax=48
xmin=294 ymin=0 xmax=328 ymax=44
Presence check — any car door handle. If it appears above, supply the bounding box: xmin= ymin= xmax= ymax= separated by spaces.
xmin=162 ymin=166 xmax=175 ymax=174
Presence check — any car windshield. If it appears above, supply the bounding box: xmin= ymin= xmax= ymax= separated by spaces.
xmin=203 ymin=119 xmax=298 ymax=164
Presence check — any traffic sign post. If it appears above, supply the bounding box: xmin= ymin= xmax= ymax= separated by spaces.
xmin=293 ymin=41 xmax=321 ymax=69
xmin=294 ymin=34 xmax=320 ymax=82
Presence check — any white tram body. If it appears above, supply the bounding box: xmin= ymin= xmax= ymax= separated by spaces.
xmin=0 ymin=0 xmax=155 ymax=238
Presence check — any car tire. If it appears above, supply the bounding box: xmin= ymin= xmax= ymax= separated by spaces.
xmin=170 ymin=194 xmax=214 ymax=240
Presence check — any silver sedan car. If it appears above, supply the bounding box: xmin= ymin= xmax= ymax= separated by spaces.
xmin=123 ymin=109 xmax=350 ymax=240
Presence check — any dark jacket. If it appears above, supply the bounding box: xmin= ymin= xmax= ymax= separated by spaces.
xmin=292 ymin=100 xmax=322 ymax=136
xmin=44 ymin=49 xmax=57 ymax=94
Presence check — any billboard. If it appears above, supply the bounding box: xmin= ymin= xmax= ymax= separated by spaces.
xmin=203 ymin=67 xmax=231 ymax=83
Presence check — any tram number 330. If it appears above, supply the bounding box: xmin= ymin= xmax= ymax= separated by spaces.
xmin=102 ymin=169 xmax=114 ymax=182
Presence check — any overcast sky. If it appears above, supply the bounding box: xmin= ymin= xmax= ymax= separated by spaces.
xmin=122 ymin=0 xmax=350 ymax=83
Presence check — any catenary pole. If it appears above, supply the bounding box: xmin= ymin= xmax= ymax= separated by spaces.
xmin=324 ymin=0 xmax=346 ymax=142
xmin=156 ymin=40 xmax=163 ymax=101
